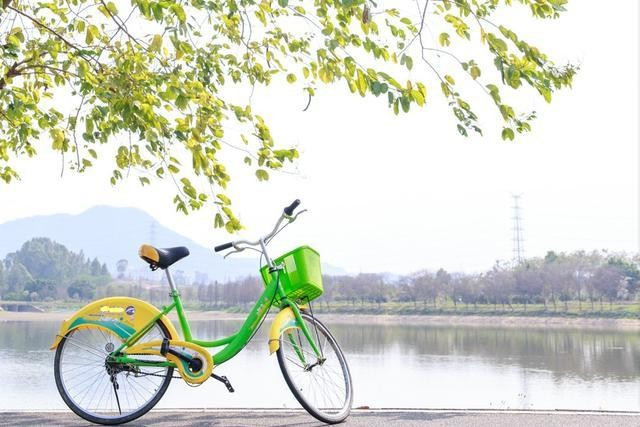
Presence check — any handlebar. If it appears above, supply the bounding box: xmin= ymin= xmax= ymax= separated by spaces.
xmin=214 ymin=242 xmax=233 ymax=253
xmin=214 ymin=199 xmax=303 ymax=253
xmin=284 ymin=199 xmax=300 ymax=216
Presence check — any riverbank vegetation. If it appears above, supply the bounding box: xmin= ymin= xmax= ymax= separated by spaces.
xmin=0 ymin=238 xmax=111 ymax=301
xmin=2 ymin=239 xmax=639 ymax=319
xmin=138 ymin=250 xmax=640 ymax=318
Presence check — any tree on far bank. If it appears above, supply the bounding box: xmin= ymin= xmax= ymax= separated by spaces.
xmin=1 ymin=237 xmax=111 ymax=300
xmin=591 ymin=265 xmax=625 ymax=311
xmin=0 ymin=262 xmax=5 ymax=296
xmin=6 ymin=261 xmax=32 ymax=293
xmin=24 ymin=279 xmax=57 ymax=300
xmin=607 ymin=256 xmax=640 ymax=295
xmin=90 ymin=257 xmax=103 ymax=276
xmin=116 ymin=259 xmax=128 ymax=279
xmin=67 ymin=279 xmax=96 ymax=300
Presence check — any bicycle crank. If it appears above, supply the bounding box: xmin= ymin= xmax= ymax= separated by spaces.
xmin=125 ymin=338 xmax=213 ymax=384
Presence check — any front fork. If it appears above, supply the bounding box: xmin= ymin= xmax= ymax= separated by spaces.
xmin=280 ymin=300 xmax=324 ymax=369
xmin=290 ymin=302 xmax=322 ymax=357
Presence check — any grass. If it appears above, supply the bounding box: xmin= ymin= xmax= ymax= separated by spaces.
xmin=5 ymin=299 xmax=640 ymax=319
xmin=305 ymin=300 xmax=640 ymax=319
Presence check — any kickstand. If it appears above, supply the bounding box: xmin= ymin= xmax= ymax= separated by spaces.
xmin=211 ymin=373 xmax=235 ymax=393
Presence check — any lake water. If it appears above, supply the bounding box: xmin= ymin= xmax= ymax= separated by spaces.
xmin=0 ymin=318 xmax=639 ymax=411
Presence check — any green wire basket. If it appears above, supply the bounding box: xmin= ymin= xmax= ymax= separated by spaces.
xmin=260 ymin=246 xmax=324 ymax=303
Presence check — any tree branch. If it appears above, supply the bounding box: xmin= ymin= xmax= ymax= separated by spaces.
xmin=399 ymin=0 xmax=429 ymax=57
xmin=7 ymin=5 xmax=96 ymax=66
xmin=0 ymin=62 xmax=20 ymax=90
xmin=422 ymin=47 xmax=489 ymax=95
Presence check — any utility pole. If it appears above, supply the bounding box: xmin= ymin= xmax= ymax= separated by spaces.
xmin=511 ymin=194 xmax=525 ymax=263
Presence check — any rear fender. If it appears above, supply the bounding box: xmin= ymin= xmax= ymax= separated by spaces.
xmin=50 ymin=297 xmax=179 ymax=350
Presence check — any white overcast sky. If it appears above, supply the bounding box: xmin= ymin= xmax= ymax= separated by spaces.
xmin=0 ymin=1 xmax=638 ymax=274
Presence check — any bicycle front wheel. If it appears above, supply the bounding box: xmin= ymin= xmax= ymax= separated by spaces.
xmin=276 ymin=312 xmax=353 ymax=424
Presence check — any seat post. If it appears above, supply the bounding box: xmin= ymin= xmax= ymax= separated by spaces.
xmin=164 ymin=267 xmax=192 ymax=340
xmin=165 ymin=268 xmax=178 ymax=293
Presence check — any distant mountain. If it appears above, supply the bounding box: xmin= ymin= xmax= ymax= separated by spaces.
xmin=0 ymin=206 xmax=344 ymax=282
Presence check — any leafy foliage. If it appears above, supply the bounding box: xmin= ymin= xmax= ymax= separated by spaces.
xmin=0 ymin=0 xmax=576 ymax=228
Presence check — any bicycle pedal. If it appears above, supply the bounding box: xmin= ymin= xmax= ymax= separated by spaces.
xmin=211 ymin=373 xmax=235 ymax=393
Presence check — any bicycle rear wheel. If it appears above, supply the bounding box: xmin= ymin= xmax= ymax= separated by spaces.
xmin=54 ymin=321 xmax=173 ymax=425
xmin=276 ymin=312 xmax=353 ymax=424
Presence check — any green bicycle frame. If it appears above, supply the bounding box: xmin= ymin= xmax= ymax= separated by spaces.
xmin=112 ymin=265 xmax=321 ymax=368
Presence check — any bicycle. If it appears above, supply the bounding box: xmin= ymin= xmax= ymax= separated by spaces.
xmin=51 ymin=200 xmax=353 ymax=425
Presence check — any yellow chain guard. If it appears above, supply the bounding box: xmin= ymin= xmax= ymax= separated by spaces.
xmin=126 ymin=339 xmax=213 ymax=384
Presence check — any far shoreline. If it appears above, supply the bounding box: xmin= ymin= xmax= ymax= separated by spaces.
xmin=1 ymin=310 xmax=639 ymax=330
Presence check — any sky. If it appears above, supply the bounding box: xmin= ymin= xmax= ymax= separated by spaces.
xmin=0 ymin=1 xmax=638 ymax=275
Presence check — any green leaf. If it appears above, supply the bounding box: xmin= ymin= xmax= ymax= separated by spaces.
xmin=539 ymin=87 xmax=552 ymax=103
xmin=171 ymin=4 xmax=186 ymax=23
xmin=50 ymin=129 xmax=65 ymax=150
xmin=356 ymin=69 xmax=368 ymax=96
xmin=85 ymin=25 xmax=99 ymax=44
xmin=441 ymin=82 xmax=451 ymax=97
xmin=255 ymin=169 xmax=269 ymax=181
xmin=411 ymin=90 xmax=425 ymax=106
xmin=400 ymin=96 xmax=410 ymax=113
xmin=150 ymin=34 xmax=163 ymax=53
xmin=106 ymin=1 xmax=118 ymax=14
xmin=438 ymin=33 xmax=450 ymax=47
xmin=216 ymin=193 xmax=231 ymax=205
xmin=214 ymin=213 xmax=224 ymax=228
xmin=286 ymin=73 xmax=297 ymax=83
xmin=175 ymin=95 xmax=188 ymax=110
xmin=501 ymin=127 xmax=515 ymax=141
xmin=403 ymin=55 xmax=413 ymax=70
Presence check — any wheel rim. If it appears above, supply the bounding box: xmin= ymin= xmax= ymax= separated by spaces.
xmin=57 ymin=324 xmax=170 ymax=421
xmin=279 ymin=314 xmax=352 ymax=420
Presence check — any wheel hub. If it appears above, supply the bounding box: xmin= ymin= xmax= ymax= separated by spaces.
xmin=105 ymin=361 xmax=120 ymax=376
xmin=304 ymin=357 xmax=326 ymax=371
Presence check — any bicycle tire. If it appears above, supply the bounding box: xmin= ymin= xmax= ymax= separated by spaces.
xmin=54 ymin=320 xmax=173 ymax=425
xmin=276 ymin=312 xmax=353 ymax=424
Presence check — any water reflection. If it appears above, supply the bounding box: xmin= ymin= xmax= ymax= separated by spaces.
xmin=0 ymin=319 xmax=638 ymax=411
xmin=327 ymin=324 xmax=640 ymax=382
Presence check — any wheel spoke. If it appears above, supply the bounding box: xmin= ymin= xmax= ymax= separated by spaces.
xmin=62 ymin=336 xmax=107 ymax=358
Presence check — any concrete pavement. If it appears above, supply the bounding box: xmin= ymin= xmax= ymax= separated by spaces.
xmin=1 ymin=409 xmax=638 ymax=426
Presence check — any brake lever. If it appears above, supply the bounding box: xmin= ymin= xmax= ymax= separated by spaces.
xmin=223 ymin=246 xmax=246 ymax=259
xmin=289 ymin=209 xmax=308 ymax=223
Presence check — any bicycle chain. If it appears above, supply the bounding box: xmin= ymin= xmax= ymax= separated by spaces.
xmin=115 ymin=353 xmax=182 ymax=379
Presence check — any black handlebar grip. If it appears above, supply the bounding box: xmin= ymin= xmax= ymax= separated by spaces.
xmin=284 ymin=199 xmax=301 ymax=216
xmin=214 ymin=242 xmax=233 ymax=252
